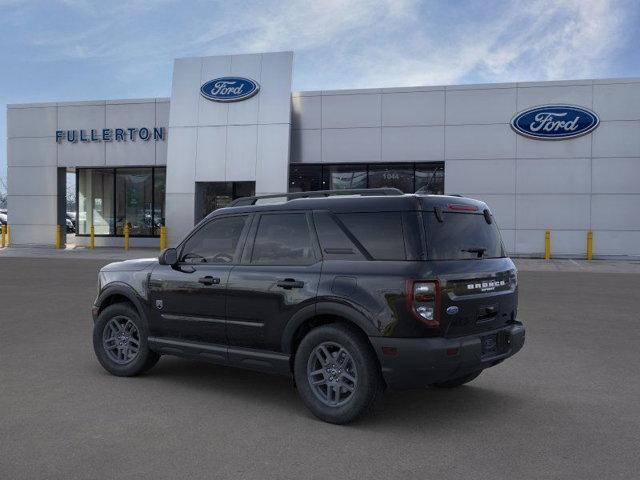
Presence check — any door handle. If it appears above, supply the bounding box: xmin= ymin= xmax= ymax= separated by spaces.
xmin=276 ymin=278 xmax=304 ymax=289
xmin=198 ymin=276 xmax=220 ymax=286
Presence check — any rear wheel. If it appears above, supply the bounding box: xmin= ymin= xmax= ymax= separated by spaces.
xmin=294 ymin=323 xmax=383 ymax=424
xmin=433 ymin=370 xmax=482 ymax=388
xmin=93 ymin=303 xmax=160 ymax=377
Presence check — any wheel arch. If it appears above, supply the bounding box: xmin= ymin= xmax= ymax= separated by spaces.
xmin=282 ymin=301 xmax=381 ymax=363
xmin=95 ymin=283 xmax=149 ymax=326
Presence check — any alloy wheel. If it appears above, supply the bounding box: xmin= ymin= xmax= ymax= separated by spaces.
xmin=307 ymin=341 xmax=358 ymax=407
xmin=102 ymin=315 xmax=141 ymax=365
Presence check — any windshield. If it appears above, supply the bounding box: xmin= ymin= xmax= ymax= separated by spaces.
xmin=424 ymin=211 xmax=505 ymax=260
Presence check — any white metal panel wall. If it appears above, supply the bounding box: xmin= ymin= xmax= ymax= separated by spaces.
xmin=165 ymin=52 xmax=293 ymax=246
xmin=6 ymin=98 xmax=169 ymax=246
xmin=291 ymin=78 xmax=640 ymax=258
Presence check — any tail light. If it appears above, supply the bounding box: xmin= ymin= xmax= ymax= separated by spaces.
xmin=447 ymin=203 xmax=478 ymax=212
xmin=406 ymin=280 xmax=440 ymax=327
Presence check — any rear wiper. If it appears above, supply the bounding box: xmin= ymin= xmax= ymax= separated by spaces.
xmin=461 ymin=247 xmax=486 ymax=258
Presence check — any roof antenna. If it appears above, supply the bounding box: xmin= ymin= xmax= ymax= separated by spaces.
xmin=483 ymin=208 xmax=493 ymax=224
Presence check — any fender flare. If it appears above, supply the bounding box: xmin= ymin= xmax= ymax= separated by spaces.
xmin=94 ymin=283 xmax=149 ymax=326
xmin=280 ymin=301 xmax=379 ymax=354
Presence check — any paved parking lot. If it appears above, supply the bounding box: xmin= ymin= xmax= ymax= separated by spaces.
xmin=1 ymin=256 xmax=639 ymax=479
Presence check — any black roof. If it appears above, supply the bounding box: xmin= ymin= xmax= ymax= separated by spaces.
xmin=207 ymin=192 xmax=489 ymax=219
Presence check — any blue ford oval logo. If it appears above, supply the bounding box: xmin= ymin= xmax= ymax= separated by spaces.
xmin=200 ymin=77 xmax=260 ymax=102
xmin=446 ymin=306 xmax=459 ymax=315
xmin=511 ymin=104 xmax=599 ymax=140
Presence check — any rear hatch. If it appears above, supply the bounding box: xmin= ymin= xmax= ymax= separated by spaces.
xmin=421 ymin=203 xmax=518 ymax=338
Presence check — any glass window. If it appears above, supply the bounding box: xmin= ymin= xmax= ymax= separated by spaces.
xmin=77 ymin=167 xmax=165 ymax=237
xmin=415 ymin=164 xmax=445 ymax=194
xmin=323 ymin=164 xmax=367 ymax=190
xmin=180 ymin=215 xmax=248 ymax=264
xmin=424 ymin=212 xmax=505 ymax=260
xmin=289 ymin=164 xmax=322 ymax=192
xmin=252 ymin=214 xmax=315 ymax=265
xmin=368 ymin=164 xmax=414 ymax=192
xmin=313 ymin=212 xmax=366 ymax=261
xmin=115 ymin=169 xmax=153 ymax=236
xmin=77 ymin=169 xmax=114 ymax=235
xmin=153 ymin=169 xmax=166 ymax=234
xmin=287 ymin=162 xmax=444 ymax=195
xmin=337 ymin=212 xmax=406 ymax=260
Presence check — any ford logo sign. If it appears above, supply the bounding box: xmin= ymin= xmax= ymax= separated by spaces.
xmin=511 ymin=104 xmax=599 ymax=140
xmin=200 ymin=77 xmax=260 ymax=102
xmin=446 ymin=306 xmax=459 ymax=315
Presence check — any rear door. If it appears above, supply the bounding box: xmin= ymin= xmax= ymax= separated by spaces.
xmin=226 ymin=211 xmax=321 ymax=352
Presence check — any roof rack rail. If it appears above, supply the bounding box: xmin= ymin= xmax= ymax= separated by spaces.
xmin=227 ymin=188 xmax=404 ymax=207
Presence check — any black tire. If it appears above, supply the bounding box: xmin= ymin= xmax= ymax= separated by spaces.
xmin=93 ymin=302 xmax=160 ymax=377
xmin=294 ymin=323 xmax=383 ymax=424
xmin=433 ymin=370 xmax=482 ymax=388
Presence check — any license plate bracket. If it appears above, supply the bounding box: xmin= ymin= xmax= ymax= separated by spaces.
xmin=481 ymin=334 xmax=498 ymax=355
xmin=481 ymin=331 xmax=511 ymax=356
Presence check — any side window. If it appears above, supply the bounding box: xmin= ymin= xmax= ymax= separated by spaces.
xmin=337 ymin=212 xmax=406 ymax=260
xmin=313 ymin=211 xmax=366 ymax=261
xmin=180 ymin=215 xmax=248 ymax=264
xmin=251 ymin=213 xmax=315 ymax=265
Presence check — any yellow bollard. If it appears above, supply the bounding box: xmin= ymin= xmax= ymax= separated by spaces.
xmin=90 ymin=224 xmax=95 ymax=249
xmin=159 ymin=226 xmax=167 ymax=251
xmin=587 ymin=230 xmax=593 ymax=261
xmin=55 ymin=225 xmax=62 ymax=249
xmin=6 ymin=224 xmax=10 ymax=246
xmin=1 ymin=224 xmax=6 ymax=248
xmin=544 ymin=230 xmax=551 ymax=260
xmin=124 ymin=224 xmax=129 ymax=251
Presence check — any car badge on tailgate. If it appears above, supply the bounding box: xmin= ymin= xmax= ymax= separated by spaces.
xmin=466 ymin=280 xmax=506 ymax=292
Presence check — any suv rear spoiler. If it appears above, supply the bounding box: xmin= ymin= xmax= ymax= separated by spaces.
xmin=227 ymin=188 xmax=404 ymax=207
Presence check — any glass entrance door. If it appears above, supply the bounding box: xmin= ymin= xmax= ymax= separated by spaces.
xmin=195 ymin=182 xmax=255 ymax=223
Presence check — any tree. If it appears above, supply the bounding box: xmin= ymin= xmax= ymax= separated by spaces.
xmin=0 ymin=176 xmax=7 ymax=209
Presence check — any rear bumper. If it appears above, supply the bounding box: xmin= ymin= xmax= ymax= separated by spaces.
xmin=370 ymin=322 xmax=525 ymax=390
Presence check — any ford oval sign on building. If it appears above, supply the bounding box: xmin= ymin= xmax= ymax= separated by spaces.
xmin=200 ymin=77 xmax=260 ymax=102
xmin=511 ymin=105 xmax=599 ymax=140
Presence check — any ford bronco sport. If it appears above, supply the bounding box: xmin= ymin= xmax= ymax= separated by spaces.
xmin=92 ymin=189 xmax=525 ymax=424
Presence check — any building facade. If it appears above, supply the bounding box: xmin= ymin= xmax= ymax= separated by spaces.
xmin=6 ymin=51 xmax=640 ymax=257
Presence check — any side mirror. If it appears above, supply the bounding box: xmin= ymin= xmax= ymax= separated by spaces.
xmin=159 ymin=247 xmax=178 ymax=266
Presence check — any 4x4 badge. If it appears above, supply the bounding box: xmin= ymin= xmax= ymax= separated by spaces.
xmin=155 ymin=300 xmax=163 ymax=310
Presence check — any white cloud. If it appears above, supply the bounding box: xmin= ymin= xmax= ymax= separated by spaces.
xmin=15 ymin=0 xmax=633 ymax=88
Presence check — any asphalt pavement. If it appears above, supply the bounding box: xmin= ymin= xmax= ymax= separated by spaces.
xmin=0 ymin=256 xmax=639 ymax=479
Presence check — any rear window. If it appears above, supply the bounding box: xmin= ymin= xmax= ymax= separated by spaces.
xmin=424 ymin=212 xmax=505 ymax=260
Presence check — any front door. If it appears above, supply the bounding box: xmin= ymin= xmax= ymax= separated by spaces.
xmin=226 ymin=212 xmax=321 ymax=352
xmin=148 ymin=214 xmax=252 ymax=345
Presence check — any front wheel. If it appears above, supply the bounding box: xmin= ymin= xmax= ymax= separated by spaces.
xmin=294 ymin=323 xmax=383 ymax=424
xmin=93 ymin=303 xmax=160 ymax=377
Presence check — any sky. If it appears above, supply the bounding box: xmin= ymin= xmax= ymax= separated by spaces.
xmin=1 ymin=0 xmax=639 ymax=191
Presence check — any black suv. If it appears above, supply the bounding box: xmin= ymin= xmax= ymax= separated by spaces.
xmin=92 ymin=189 xmax=525 ymax=424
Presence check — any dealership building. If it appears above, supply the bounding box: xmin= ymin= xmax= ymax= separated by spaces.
xmin=6 ymin=51 xmax=640 ymax=257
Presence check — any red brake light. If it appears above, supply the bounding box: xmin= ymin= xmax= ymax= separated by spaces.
xmin=447 ymin=203 xmax=478 ymax=212
xmin=406 ymin=280 xmax=440 ymax=328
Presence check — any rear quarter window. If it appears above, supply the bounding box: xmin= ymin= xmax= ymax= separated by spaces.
xmin=424 ymin=211 xmax=505 ymax=260
xmin=336 ymin=212 xmax=407 ymax=260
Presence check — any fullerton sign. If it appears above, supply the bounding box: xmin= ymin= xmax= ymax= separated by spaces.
xmin=510 ymin=105 xmax=599 ymax=140
xmin=55 ymin=127 xmax=165 ymax=143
